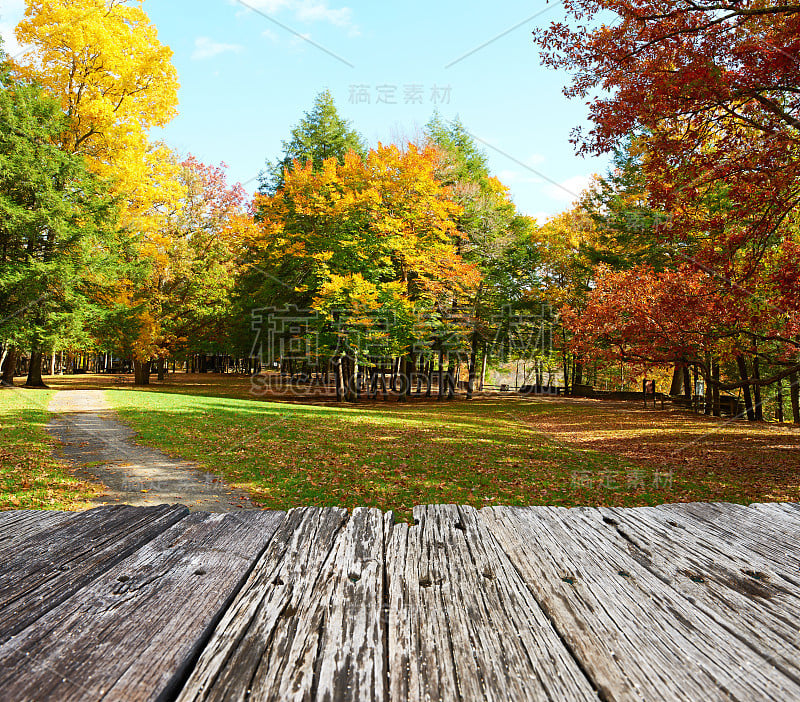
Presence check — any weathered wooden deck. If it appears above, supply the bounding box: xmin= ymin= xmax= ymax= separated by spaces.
xmin=1 ymin=502 xmax=799 ymax=701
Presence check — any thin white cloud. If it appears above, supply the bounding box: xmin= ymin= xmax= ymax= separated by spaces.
xmin=543 ymin=174 xmax=594 ymax=203
xmin=288 ymin=32 xmax=313 ymax=48
xmin=0 ymin=0 xmax=27 ymax=58
xmin=497 ymin=169 xmax=542 ymax=185
xmin=192 ymin=36 xmax=245 ymax=60
xmin=242 ymin=0 xmax=357 ymax=32
xmin=295 ymin=2 xmax=351 ymax=27
xmin=0 ymin=23 xmax=24 ymax=57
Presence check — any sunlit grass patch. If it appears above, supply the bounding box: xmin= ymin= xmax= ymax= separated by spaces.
xmin=0 ymin=388 xmax=102 ymax=510
xmin=107 ymin=387 xmax=709 ymax=522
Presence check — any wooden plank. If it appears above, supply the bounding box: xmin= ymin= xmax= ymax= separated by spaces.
xmin=313 ymin=507 xmax=385 ymax=701
xmin=749 ymin=501 xmax=800 ymax=521
xmin=0 ymin=510 xmax=285 ymax=701
xmin=603 ymin=503 xmax=800 ymax=585
xmin=481 ymin=505 xmax=800 ymax=701
xmin=655 ymin=502 xmax=800 ymax=574
xmin=0 ymin=504 xmax=187 ymax=643
xmin=386 ymin=504 xmax=598 ymax=702
xmin=598 ymin=504 xmax=800 ymax=687
xmin=178 ymin=506 xmax=387 ymax=702
xmin=0 ymin=510 xmax=76 ymax=548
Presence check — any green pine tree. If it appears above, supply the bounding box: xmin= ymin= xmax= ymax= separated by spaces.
xmin=0 ymin=50 xmax=116 ymax=387
xmin=260 ymin=89 xmax=366 ymax=194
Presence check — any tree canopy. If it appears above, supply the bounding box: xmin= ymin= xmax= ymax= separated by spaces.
xmin=260 ymin=90 xmax=366 ymax=194
xmin=0 ymin=58 xmax=116 ymax=386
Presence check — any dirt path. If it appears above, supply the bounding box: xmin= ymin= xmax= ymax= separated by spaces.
xmin=47 ymin=390 xmax=257 ymax=512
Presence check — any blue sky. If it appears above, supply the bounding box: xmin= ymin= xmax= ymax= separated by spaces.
xmin=1 ymin=0 xmax=611 ymax=221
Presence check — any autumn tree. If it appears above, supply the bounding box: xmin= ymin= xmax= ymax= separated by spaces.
xmin=579 ymin=139 xmax=678 ymax=271
xmin=537 ymin=0 xmax=800 ymax=418
xmin=536 ymin=0 xmax=800 ymax=240
xmin=260 ymin=90 xmax=366 ymax=194
xmin=247 ymin=143 xmax=479 ymax=400
xmin=425 ymin=114 xmax=541 ymax=397
xmin=12 ymin=0 xmax=178 ymax=187
xmin=153 ymin=156 xmax=253 ymax=379
xmin=532 ymin=207 xmax=599 ymax=393
xmin=10 ymin=0 xmax=184 ymax=384
xmin=0 ymin=59 xmax=116 ymax=388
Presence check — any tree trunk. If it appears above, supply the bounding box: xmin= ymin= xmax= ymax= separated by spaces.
xmin=333 ymin=356 xmax=344 ymax=402
xmin=703 ymin=354 xmax=712 ymax=415
xmin=776 ymin=379 xmax=784 ymax=423
xmin=133 ymin=360 xmax=151 ymax=386
xmin=712 ymin=358 xmax=721 ymax=417
xmin=367 ymin=366 xmax=376 ymax=399
xmin=790 ymin=370 xmax=800 ymax=424
xmin=1 ymin=347 xmax=16 ymax=386
xmin=344 ymin=356 xmax=357 ymax=402
xmin=437 ymin=349 xmax=444 ymax=400
xmin=736 ymin=356 xmax=755 ymax=421
xmin=446 ymin=355 xmax=456 ymax=400
xmin=752 ymin=355 xmax=763 ymax=421
xmin=479 ymin=344 xmax=488 ymax=391
xmin=682 ymin=363 xmax=692 ymax=401
xmin=425 ymin=359 xmax=433 ymax=398
xmin=25 ymin=351 xmax=47 ymax=388
xmin=157 ymin=357 xmax=166 ymax=381
xmin=669 ymin=363 xmax=683 ymax=395
xmin=397 ymin=355 xmax=410 ymax=402
xmin=466 ymin=330 xmax=479 ymax=399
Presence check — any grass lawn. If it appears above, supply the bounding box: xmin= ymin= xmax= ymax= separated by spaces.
xmin=6 ymin=373 xmax=799 ymax=519
xmin=77 ymin=373 xmax=799 ymax=521
xmin=0 ymin=387 xmax=102 ymax=510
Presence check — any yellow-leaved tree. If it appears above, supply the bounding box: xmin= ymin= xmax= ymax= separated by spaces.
xmin=534 ymin=205 xmax=597 ymax=393
xmin=250 ymin=144 xmax=481 ymax=400
xmin=13 ymin=0 xmax=183 ymax=383
xmin=13 ymin=0 xmax=178 ymax=182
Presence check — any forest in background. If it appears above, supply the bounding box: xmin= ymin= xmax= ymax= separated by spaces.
xmin=2 ymin=0 xmax=799 ymax=423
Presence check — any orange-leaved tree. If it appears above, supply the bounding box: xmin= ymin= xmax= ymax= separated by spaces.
xmin=248 ymin=143 xmax=480 ymax=400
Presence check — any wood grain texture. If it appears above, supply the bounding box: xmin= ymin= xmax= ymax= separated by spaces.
xmin=2 ymin=503 xmax=799 ymax=702
xmin=599 ymin=503 xmax=800 ymax=686
xmin=481 ymin=505 xmax=800 ymax=701
xmin=177 ymin=506 xmax=386 ymax=702
xmin=655 ymin=502 xmax=800 ymax=574
xmin=0 ymin=503 xmax=188 ymax=644
xmin=385 ymin=504 xmax=599 ymax=702
xmin=748 ymin=501 xmax=800 ymax=520
xmin=0 ymin=510 xmax=76 ymax=549
xmin=0 ymin=510 xmax=284 ymax=702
